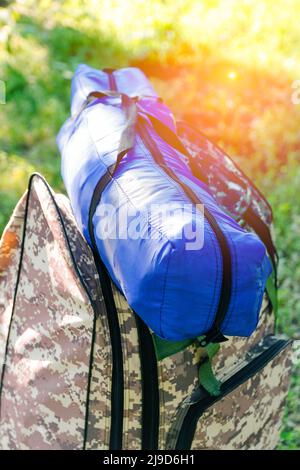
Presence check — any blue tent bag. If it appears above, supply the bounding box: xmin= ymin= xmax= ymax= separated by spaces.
xmin=57 ymin=64 xmax=272 ymax=343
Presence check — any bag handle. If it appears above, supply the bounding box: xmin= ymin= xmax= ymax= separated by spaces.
xmin=85 ymin=91 xmax=137 ymax=171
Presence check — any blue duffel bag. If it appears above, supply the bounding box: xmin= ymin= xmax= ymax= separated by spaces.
xmin=57 ymin=64 xmax=272 ymax=343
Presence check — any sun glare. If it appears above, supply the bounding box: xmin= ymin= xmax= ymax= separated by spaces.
xmin=228 ymin=71 xmax=237 ymax=80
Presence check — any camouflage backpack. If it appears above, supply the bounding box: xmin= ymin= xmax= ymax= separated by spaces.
xmin=0 ymin=174 xmax=292 ymax=450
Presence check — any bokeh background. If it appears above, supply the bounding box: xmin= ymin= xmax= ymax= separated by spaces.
xmin=0 ymin=0 xmax=299 ymax=449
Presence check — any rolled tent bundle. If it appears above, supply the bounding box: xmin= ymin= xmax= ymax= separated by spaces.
xmin=57 ymin=64 xmax=271 ymax=342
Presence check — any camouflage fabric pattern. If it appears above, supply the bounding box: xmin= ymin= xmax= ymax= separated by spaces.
xmin=213 ymin=293 xmax=274 ymax=373
xmin=190 ymin=340 xmax=292 ymax=450
xmin=0 ymin=192 xmax=26 ymax=386
xmin=84 ymin=312 xmax=111 ymax=450
xmin=0 ymin=175 xmax=111 ymax=449
xmin=54 ymin=193 xmax=112 ymax=450
xmin=157 ymin=341 xmax=204 ymax=449
xmin=177 ymin=120 xmax=272 ymax=226
xmin=157 ymin=292 xmax=275 ymax=449
xmin=164 ymin=336 xmax=292 ymax=449
xmin=56 ymin=194 xmax=104 ymax=306
xmin=112 ymin=284 xmax=142 ymax=450
xmin=58 ymin=195 xmax=143 ymax=449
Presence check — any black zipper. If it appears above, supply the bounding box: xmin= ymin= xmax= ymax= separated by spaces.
xmin=88 ymin=172 xmax=124 ymax=450
xmin=135 ymin=314 xmax=159 ymax=449
xmin=172 ymin=336 xmax=291 ymax=450
xmin=137 ymin=116 xmax=231 ymax=346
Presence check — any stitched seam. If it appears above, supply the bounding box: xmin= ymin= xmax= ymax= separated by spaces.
xmin=221 ymin=229 xmax=237 ymax=331
xmin=202 ymin=219 xmax=221 ymax=332
xmin=158 ymin=244 xmax=173 ymax=338
xmin=252 ymin=259 xmax=266 ymax=329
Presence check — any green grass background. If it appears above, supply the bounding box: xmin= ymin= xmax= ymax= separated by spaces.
xmin=0 ymin=0 xmax=299 ymax=448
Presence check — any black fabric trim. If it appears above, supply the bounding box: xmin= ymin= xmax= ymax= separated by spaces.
xmin=88 ymin=171 xmax=124 ymax=450
xmin=135 ymin=314 xmax=159 ymax=450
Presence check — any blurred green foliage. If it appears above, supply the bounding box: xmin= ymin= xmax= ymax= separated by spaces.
xmin=0 ymin=0 xmax=299 ymax=449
